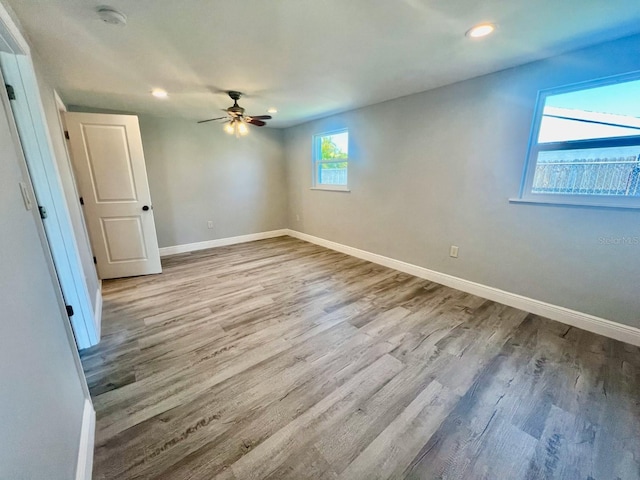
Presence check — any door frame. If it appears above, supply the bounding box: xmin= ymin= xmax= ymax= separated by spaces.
xmin=54 ymin=90 xmax=103 ymax=335
xmin=0 ymin=11 xmax=99 ymax=349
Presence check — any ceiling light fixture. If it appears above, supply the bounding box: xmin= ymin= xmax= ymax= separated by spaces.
xmin=466 ymin=23 xmax=496 ymax=38
xmin=151 ymin=89 xmax=168 ymax=98
xmin=224 ymin=118 xmax=249 ymax=137
xmin=97 ymin=7 xmax=127 ymax=26
xmin=267 ymin=107 xmax=278 ymax=114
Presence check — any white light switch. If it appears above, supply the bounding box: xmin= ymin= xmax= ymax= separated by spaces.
xmin=19 ymin=182 xmax=32 ymax=211
xmin=449 ymin=245 xmax=459 ymax=258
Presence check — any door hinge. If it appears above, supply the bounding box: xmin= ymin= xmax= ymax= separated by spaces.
xmin=93 ymin=256 xmax=97 ymax=264
xmin=66 ymin=305 xmax=74 ymax=317
xmin=5 ymin=84 xmax=16 ymax=100
xmin=38 ymin=205 xmax=47 ymax=219
xmin=79 ymin=196 xmax=84 ymax=205
xmin=64 ymin=130 xmax=70 ymax=140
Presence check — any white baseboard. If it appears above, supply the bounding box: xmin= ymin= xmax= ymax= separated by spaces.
xmin=75 ymin=399 xmax=95 ymax=480
xmin=159 ymin=229 xmax=289 ymax=257
xmin=93 ymin=280 xmax=102 ymax=341
xmin=286 ymin=229 xmax=640 ymax=347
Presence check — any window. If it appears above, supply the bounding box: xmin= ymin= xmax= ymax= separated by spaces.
xmin=313 ymin=129 xmax=349 ymax=191
xmin=519 ymin=71 xmax=640 ymax=208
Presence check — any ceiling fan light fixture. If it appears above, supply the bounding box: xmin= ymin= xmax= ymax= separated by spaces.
xmin=199 ymin=90 xmax=270 ymax=134
xmin=224 ymin=122 xmax=235 ymax=135
xmin=267 ymin=107 xmax=278 ymax=114
xmin=466 ymin=23 xmax=496 ymax=38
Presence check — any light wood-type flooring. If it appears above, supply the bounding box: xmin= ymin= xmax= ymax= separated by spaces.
xmin=81 ymin=236 xmax=640 ymax=479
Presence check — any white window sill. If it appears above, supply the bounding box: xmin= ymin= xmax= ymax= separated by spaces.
xmin=311 ymin=186 xmax=351 ymax=192
xmin=509 ymin=197 xmax=640 ymax=210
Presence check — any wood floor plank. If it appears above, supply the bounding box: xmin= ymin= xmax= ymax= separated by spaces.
xmin=94 ymin=323 xmax=374 ymax=478
xmin=227 ymin=354 xmax=405 ymax=480
xmin=149 ymin=333 xmax=396 ymax=479
xmin=83 ymin=236 xmax=640 ymax=480
xmin=314 ymin=362 xmax=453 ymax=475
xmin=337 ymin=380 xmax=459 ymax=480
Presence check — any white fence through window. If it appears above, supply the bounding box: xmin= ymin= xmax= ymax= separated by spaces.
xmin=319 ymin=168 xmax=348 ymax=185
xmin=532 ymin=146 xmax=640 ymax=196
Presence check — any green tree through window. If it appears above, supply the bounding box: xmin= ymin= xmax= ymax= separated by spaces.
xmin=313 ymin=129 xmax=349 ymax=189
xmin=320 ymin=136 xmax=347 ymax=169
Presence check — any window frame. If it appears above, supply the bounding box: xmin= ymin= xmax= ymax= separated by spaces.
xmin=312 ymin=128 xmax=350 ymax=192
xmin=517 ymin=70 xmax=640 ymax=209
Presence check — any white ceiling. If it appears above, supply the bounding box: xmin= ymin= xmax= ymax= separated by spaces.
xmin=6 ymin=0 xmax=640 ymax=128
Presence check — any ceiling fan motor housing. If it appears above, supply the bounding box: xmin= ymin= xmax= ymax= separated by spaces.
xmin=227 ymin=91 xmax=245 ymax=115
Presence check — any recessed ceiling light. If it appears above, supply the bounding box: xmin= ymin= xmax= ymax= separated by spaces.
xmin=466 ymin=23 xmax=496 ymax=38
xmin=151 ymin=89 xmax=168 ymax=98
xmin=267 ymin=107 xmax=278 ymax=114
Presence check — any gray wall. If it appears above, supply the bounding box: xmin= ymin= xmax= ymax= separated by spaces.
xmin=0 ymin=71 xmax=86 ymax=480
xmin=139 ymin=115 xmax=288 ymax=248
xmin=34 ymin=56 xmax=100 ymax=311
xmin=284 ymin=34 xmax=640 ymax=328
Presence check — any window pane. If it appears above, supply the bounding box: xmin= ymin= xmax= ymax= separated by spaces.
xmin=532 ymin=145 xmax=640 ymax=196
xmin=320 ymin=132 xmax=348 ymax=160
xmin=318 ymin=161 xmax=348 ymax=185
xmin=538 ymin=79 xmax=640 ymax=143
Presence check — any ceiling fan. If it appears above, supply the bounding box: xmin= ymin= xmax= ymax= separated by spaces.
xmin=198 ymin=91 xmax=272 ymax=136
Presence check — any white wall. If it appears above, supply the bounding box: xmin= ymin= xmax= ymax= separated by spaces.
xmin=285 ymin=34 xmax=640 ymax=328
xmin=138 ymin=115 xmax=288 ymax=248
xmin=0 ymin=69 xmax=86 ymax=480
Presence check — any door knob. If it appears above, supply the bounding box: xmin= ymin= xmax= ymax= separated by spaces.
xmin=142 ymin=205 xmax=150 ymax=211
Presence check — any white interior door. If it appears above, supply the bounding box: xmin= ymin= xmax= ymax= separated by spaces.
xmin=64 ymin=112 xmax=161 ymax=279
xmin=0 ymin=53 xmax=98 ymax=348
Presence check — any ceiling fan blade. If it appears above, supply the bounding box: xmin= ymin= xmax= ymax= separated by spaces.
xmin=247 ymin=118 xmax=266 ymax=127
xmin=197 ymin=116 xmax=227 ymax=124
xmin=247 ymin=115 xmax=272 ymax=120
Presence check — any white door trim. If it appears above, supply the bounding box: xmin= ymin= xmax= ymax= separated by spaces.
xmin=54 ymin=89 xmax=102 ymax=334
xmin=0 ymin=4 xmax=29 ymax=55
xmin=0 ymin=3 xmax=91 ymax=386
xmin=0 ymin=53 xmax=99 ymax=348
xmin=75 ymin=399 xmax=96 ymax=480
xmin=94 ymin=280 xmax=103 ymax=335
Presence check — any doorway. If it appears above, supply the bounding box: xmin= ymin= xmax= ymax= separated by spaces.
xmin=0 ymin=50 xmax=98 ymax=348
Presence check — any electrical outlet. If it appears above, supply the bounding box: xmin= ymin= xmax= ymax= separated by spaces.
xmin=296 ymin=214 xmax=300 ymax=222
xmin=207 ymin=220 xmax=214 ymax=229
xmin=449 ymin=245 xmax=459 ymax=258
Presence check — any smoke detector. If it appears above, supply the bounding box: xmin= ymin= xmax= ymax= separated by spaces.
xmin=97 ymin=7 xmax=127 ymax=26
